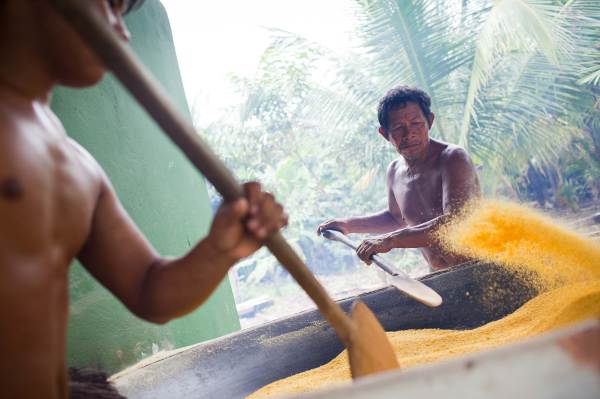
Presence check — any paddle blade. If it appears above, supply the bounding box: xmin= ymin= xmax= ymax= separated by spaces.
xmin=348 ymin=301 xmax=400 ymax=378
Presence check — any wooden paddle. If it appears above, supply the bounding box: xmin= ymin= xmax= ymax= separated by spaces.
xmin=48 ymin=0 xmax=399 ymax=378
xmin=322 ymin=229 xmax=442 ymax=307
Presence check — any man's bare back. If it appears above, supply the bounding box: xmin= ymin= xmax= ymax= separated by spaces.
xmin=0 ymin=1 xmax=286 ymax=397
xmin=318 ymin=86 xmax=480 ymax=271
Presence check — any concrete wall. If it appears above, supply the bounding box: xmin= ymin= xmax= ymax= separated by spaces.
xmin=51 ymin=0 xmax=240 ymax=373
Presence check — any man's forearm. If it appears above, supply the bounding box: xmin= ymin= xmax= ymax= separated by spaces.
xmin=135 ymin=239 xmax=237 ymax=324
xmin=345 ymin=210 xmax=403 ymax=234
xmin=385 ymin=214 xmax=448 ymax=248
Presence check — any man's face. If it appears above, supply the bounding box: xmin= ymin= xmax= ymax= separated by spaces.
xmin=41 ymin=0 xmax=132 ymax=87
xmin=378 ymin=102 xmax=434 ymax=161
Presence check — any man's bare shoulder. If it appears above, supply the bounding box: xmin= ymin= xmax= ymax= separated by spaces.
xmin=67 ymin=138 xmax=104 ymax=175
xmin=65 ymin=138 xmax=114 ymax=202
xmin=438 ymin=141 xmax=481 ymax=198
xmin=438 ymin=142 xmax=475 ymax=168
xmin=386 ymin=158 xmax=405 ymax=182
xmin=387 ymin=158 xmax=402 ymax=172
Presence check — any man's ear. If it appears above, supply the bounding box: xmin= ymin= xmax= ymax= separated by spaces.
xmin=427 ymin=112 xmax=435 ymax=129
xmin=378 ymin=127 xmax=389 ymax=140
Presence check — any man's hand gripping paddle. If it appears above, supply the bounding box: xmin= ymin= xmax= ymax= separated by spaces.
xmin=48 ymin=0 xmax=400 ymax=378
xmin=322 ymin=229 xmax=442 ymax=307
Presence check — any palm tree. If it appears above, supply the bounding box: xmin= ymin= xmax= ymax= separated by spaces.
xmin=260 ymin=0 xmax=599 ymax=200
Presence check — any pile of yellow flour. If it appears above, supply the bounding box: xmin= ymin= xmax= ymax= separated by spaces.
xmin=249 ymin=200 xmax=600 ymax=398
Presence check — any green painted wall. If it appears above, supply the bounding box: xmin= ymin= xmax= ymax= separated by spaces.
xmin=51 ymin=0 xmax=240 ymax=374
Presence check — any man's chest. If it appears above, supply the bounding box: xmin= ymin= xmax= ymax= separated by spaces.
xmin=0 ymin=129 xmax=99 ymax=259
xmin=391 ymin=170 xmax=443 ymax=224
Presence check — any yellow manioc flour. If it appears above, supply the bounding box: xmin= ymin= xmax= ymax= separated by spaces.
xmin=248 ymin=200 xmax=600 ymax=398
xmin=439 ymin=200 xmax=600 ymax=289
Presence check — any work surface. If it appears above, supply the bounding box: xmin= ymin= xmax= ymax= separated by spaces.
xmin=282 ymin=319 xmax=600 ymax=399
xmin=113 ymin=262 xmax=533 ymax=399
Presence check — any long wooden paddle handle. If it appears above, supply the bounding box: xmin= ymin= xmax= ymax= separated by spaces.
xmin=49 ymin=0 xmax=355 ymax=344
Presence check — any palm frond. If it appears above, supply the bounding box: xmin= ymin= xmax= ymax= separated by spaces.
xmin=458 ymin=0 xmax=576 ymax=148
xmin=469 ymin=49 xmax=588 ymax=176
xmin=351 ymin=0 xmax=490 ymax=140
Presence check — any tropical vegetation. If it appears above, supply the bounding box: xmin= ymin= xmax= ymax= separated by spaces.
xmin=196 ymin=0 xmax=600 ymax=324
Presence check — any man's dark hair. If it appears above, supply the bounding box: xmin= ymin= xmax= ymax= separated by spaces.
xmin=377 ymin=85 xmax=432 ymax=132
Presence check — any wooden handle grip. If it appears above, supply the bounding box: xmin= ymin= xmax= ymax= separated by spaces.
xmin=323 ymin=230 xmax=398 ymax=276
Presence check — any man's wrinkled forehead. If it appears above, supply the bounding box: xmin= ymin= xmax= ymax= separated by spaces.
xmin=389 ymin=102 xmax=425 ymax=121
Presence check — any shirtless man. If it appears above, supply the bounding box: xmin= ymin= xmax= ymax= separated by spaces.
xmin=318 ymin=86 xmax=480 ymax=271
xmin=0 ymin=1 xmax=286 ymax=397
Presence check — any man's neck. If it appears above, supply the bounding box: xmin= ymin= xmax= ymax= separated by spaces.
xmin=0 ymin=8 xmax=54 ymax=102
xmin=403 ymin=139 xmax=432 ymax=170
xmin=0 ymin=51 xmax=54 ymax=103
